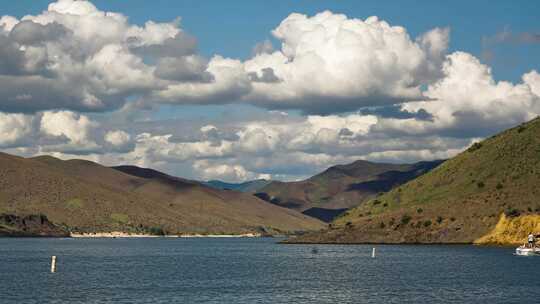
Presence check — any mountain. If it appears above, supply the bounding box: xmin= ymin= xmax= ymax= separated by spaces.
xmin=0 ymin=153 xmax=324 ymax=236
xmin=203 ymin=179 xmax=271 ymax=193
xmin=255 ymin=160 xmax=443 ymax=222
xmin=286 ymin=117 xmax=540 ymax=244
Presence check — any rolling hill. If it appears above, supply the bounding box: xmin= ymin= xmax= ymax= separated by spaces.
xmin=286 ymin=117 xmax=540 ymax=244
xmin=203 ymin=179 xmax=271 ymax=193
xmin=255 ymin=160 xmax=443 ymax=221
xmin=0 ymin=153 xmax=324 ymax=236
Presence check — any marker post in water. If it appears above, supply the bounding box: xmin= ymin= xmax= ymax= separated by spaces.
xmin=372 ymin=247 xmax=376 ymax=258
xmin=50 ymin=256 xmax=57 ymax=273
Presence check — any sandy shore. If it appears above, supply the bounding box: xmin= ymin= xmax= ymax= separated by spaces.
xmin=71 ymin=232 xmax=164 ymax=238
xmin=179 ymin=233 xmax=261 ymax=238
xmin=70 ymin=232 xmax=262 ymax=238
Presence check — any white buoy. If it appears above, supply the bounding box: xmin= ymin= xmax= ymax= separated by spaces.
xmin=372 ymin=247 xmax=376 ymax=258
xmin=50 ymin=256 xmax=57 ymax=273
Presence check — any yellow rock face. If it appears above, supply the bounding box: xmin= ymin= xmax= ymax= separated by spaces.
xmin=475 ymin=213 xmax=540 ymax=245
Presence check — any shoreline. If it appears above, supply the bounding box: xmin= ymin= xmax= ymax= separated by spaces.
xmin=69 ymin=232 xmax=263 ymax=238
xmin=280 ymin=240 xmax=519 ymax=247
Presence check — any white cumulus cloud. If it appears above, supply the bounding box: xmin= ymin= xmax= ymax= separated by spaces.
xmin=243 ymin=11 xmax=450 ymax=113
xmin=0 ymin=113 xmax=33 ymax=147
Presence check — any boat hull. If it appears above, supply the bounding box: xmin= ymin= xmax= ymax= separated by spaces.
xmin=515 ymin=247 xmax=540 ymax=256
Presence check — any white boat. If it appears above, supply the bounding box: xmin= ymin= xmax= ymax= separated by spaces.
xmin=515 ymin=246 xmax=540 ymax=256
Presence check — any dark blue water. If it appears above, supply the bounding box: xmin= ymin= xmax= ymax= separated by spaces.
xmin=0 ymin=238 xmax=538 ymax=304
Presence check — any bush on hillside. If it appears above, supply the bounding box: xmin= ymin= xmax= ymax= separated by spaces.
xmin=400 ymin=214 xmax=412 ymax=225
xmin=467 ymin=142 xmax=483 ymax=152
xmin=148 ymin=226 xmax=165 ymax=236
xmin=504 ymin=208 xmax=520 ymax=218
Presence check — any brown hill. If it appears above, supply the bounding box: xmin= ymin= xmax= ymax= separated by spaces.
xmin=256 ymin=160 xmax=442 ymax=221
xmin=0 ymin=153 xmax=323 ymax=236
xmin=286 ymin=117 xmax=540 ymax=244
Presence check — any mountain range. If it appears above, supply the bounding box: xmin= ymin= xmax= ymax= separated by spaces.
xmin=287 ymin=117 xmax=540 ymax=244
xmin=203 ymin=179 xmax=271 ymax=193
xmin=3 ymin=117 xmax=538 ymax=243
xmin=254 ymin=160 xmax=443 ymax=222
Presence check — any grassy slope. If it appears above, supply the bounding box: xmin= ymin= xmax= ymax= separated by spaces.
xmin=0 ymin=153 xmax=323 ymax=235
xmin=287 ymin=117 xmax=540 ymax=244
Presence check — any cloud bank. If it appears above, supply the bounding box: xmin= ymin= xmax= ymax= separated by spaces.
xmin=1 ymin=0 xmax=539 ymax=182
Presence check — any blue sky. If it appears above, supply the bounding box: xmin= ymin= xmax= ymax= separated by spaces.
xmin=1 ymin=1 xmax=539 ymax=182
xmin=6 ymin=0 xmax=540 ymax=82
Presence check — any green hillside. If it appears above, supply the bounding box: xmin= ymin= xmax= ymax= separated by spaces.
xmin=286 ymin=117 xmax=540 ymax=244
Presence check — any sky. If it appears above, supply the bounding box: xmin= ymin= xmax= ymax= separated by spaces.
xmin=0 ymin=0 xmax=539 ymax=182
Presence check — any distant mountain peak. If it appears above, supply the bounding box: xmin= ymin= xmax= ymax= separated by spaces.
xmin=256 ymin=159 xmax=443 ymax=222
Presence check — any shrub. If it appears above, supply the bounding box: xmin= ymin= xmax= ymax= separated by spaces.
xmin=467 ymin=142 xmax=483 ymax=152
xmin=517 ymin=125 xmax=526 ymax=133
xmin=373 ymin=200 xmax=381 ymax=205
xmin=345 ymin=221 xmax=353 ymax=228
xmin=504 ymin=208 xmax=520 ymax=218
xmin=436 ymin=216 xmax=443 ymax=224
xmin=496 ymin=183 xmax=503 ymax=190
xmin=66 ymin=198 xmax=84 ymax=209
xmin=423 ymin=220 xmax=432 ymax=227
xmin=450 ymin=217 xmax=456 ymax=222
xmin=379 ymin=222 xmax=386 ymax=229
xmin=110 ymin=213 xmax=129 ymax=224
xmin=417 ymin=208 xmax=423 ymax=214
xmin=400 ymin=214 xmax=412 ymax=225
xmin=148 ymin=226 xmax=165 ymax=236
xmin=477 ymin=181 xmax=485 ymax=188
xmin=383 ymin=203 xmax=388 ymax=207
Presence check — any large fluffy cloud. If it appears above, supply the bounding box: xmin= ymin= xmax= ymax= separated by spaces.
xmin=0 ymin=0 xmax=218 ymax=113
xmin=243 ymin=11 xmax=450 ymax=113
xmin=1 ymin=3 xmax=454 ymax=114
xmin=375 ymin=52 xmax=540 ymax=137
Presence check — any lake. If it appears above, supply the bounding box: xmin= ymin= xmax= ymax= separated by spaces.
xmin=0 ymin=238 xmax=538 ymax=303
